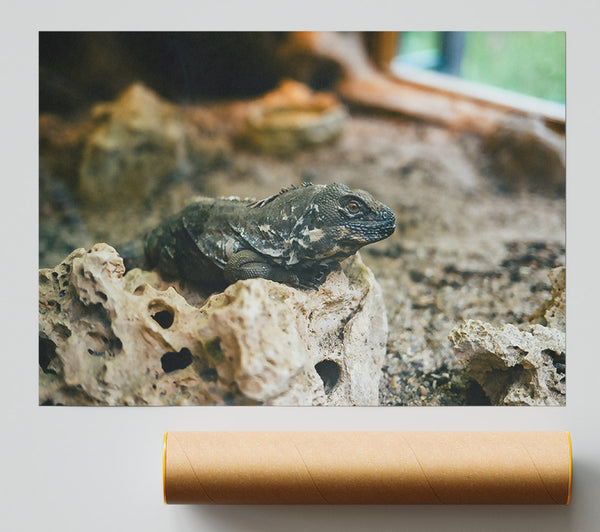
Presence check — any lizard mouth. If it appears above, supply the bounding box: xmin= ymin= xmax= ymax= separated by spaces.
xmin=346 ymin=219 xmax=396 ymax=241
xmin=379 ymin=209 xmax=396 ymax=237
xmin=373 ymin=223 xmax=395 ymax=241
xmin=379 ymin=219 xmax=396 ymax=236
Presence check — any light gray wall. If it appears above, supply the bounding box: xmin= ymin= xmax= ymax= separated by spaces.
xmin=3 ymin=1 xmax=598 ymax=531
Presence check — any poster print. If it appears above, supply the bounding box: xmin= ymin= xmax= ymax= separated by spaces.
xmin=39 ymin=32 xmax=565 ymax=406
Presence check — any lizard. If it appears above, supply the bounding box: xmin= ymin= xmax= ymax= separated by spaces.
xmin=119 ymin=182 xmax=395 ymax=289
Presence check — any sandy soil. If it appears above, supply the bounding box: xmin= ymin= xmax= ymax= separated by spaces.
xmin=39 ymin=106 xmax=565 ymax=406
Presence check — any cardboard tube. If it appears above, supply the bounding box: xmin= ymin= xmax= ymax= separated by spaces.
xmin=163 ymin=431 xmax=572 ymax=505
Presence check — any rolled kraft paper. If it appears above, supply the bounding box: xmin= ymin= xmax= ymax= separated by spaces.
xmin=163 ymin=431 xmax=572 ymax=505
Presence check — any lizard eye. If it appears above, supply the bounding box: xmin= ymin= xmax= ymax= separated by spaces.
xmin=347 ymin=201 xmax=360 ymax=214
xmin=340 ymin=195 xmax=366 ymax=216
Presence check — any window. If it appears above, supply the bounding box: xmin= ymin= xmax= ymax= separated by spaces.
xmin=391 ymin=31 xmax=565 ymax=123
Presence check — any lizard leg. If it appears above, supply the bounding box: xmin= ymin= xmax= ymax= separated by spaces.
xmin=224 ymin=250 xmax=298 ymax=285
xmin=295 ymin=266 xmax=330 ymax=289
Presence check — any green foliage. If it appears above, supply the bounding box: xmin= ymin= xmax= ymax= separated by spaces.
xmin=400 ymin=31 xmax=440 ymax=55
xmin=462 ymin=32 xmax=565 ymax=103
xmin=398 ymin=31 xmax=565 ymax=103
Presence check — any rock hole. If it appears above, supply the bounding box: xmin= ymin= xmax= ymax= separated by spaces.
xmin=152 ymin=309 xmax=174 ymax=329
xmin=111 ymin=337 xmax=123 ymax=351
xmin=542 ymin=349 xmax=566 ymax=374
xmin=315 ymin=359 xmax=341 ymax=394
xmin=466 ymin=379 xmax=492 ymax=406
xmin=39 ymin=337 xmax=57 ymax=374
xmin=223 ymin=392 xmax=236 ymax=405
xmin=52 ymin=323 xmax=71 ymax=340
xmin=508 ymin=345 xmax=528 ymax=357
xmin=161 ymin=348 xmax=193 ymax=373
xmin=149 ymin=300 xmax=175 ymax=328
xmin=203 ymin=337 xmax=223 ymax=362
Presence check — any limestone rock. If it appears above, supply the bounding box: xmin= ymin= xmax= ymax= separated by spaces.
xmin=449 ymin=320 xmax=565 ymax=406
xmin=39 ymin=244 xmax=386 ymax=406
xmin=243 ymin=79 xmax=347 ymax=155
xmin=448 ymin=264 xmax=566 ymax=406
xmin=78 ymin=83 xmax=226 ymax=204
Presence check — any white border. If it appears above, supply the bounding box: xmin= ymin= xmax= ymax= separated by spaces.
xmin=2 ymin=2 xmax=599 ymax=531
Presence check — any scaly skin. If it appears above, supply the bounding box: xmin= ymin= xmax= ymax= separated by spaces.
xmin=120 ymin=183 xmax=395 ymax=288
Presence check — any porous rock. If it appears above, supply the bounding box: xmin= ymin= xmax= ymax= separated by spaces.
xmin=78 ymin=83 xmax=226 ymax=203
xmin=39 ymin=244 xmax=387 ymax=406
xmin=449 ymin=268 xmax=566 ymax=406
xmin=243 ymin=79 xmax=347 ymax=155
xmin=449 ymin=321 xmax=565 ymax=406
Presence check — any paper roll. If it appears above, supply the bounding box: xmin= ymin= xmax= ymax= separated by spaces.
xmin=163 ymin=431 xmax=572 ymax=505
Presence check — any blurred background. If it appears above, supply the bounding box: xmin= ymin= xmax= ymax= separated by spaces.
xmin=39 ymin=32 xmax=566 ymax=407
xmin=395 ymin=32 xmax=565 ymax=103
xmin=40 ymin=32 xmax=566 ymax=111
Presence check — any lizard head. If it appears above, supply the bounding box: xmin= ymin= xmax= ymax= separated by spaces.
xmin=297 ymin=183 xmax=396 ymax=259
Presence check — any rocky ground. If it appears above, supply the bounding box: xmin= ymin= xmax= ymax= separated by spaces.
xmin=39 ymin=84 xmax=566 ymax=406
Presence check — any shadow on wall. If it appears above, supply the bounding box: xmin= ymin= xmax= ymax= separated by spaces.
xmin=177 ymin=502 xmax=575 ymax=532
